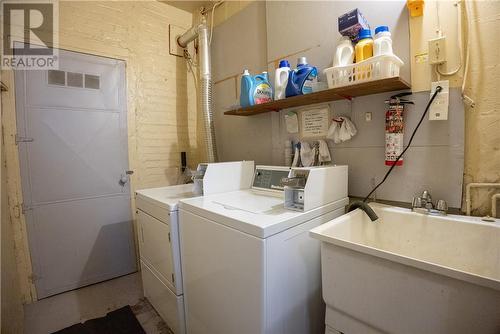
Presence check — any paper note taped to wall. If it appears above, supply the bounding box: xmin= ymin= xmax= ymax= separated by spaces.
xmin=285 ymin=111 xmax=299 ymax=134
xmin=301 ymin=107 xmax=329 ymax=137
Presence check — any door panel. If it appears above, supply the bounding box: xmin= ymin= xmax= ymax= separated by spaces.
xmin=27 ymin=196 xmax=136 ymax=297
xmin=15 ymin=48 xmax=136 ymax=299
xmin=26 ymin=57 xmax=120 ymax=110
xmin=27 ymin=107 xmax=124 ymax=203
xmin=137 ymin=210 xmax=174 ymax=287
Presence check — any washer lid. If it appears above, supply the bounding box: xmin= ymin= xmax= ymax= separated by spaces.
xmin=179 ymin=190 xmax=349 ymax=238
xmin=136 ymin=184 xmax=196 ymax=211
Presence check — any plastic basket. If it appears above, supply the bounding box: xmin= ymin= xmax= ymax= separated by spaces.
xmin=323 ymin=54 xmax=404 ymax=89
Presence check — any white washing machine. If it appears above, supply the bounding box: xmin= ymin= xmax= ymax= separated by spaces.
xmin=179 ymin=165 xmax=348 ymax=334
xmin=135 ymin=161 xmax=254 ymax=334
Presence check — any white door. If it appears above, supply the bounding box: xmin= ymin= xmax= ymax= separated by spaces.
xmin=15 ymin=48 xmax=136 ymax=299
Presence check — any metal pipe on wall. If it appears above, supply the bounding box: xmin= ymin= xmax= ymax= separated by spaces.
xmin=177 ymin=25 xmax=198 ymax=48
xmin=491 ymin=193 xmax=500 ymax=218
xmin=465 ymin=182 xmax=500 ymax=216
xmin=177 ymin=17 xmax=218 ymax=163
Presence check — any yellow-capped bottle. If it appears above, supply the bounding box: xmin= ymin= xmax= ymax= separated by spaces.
xmin=355 ymin=29 xmax=373 ymax=62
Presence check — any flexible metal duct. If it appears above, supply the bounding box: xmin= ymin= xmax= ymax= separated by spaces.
xmin=178 ymin=18 xmax=218 ymax=163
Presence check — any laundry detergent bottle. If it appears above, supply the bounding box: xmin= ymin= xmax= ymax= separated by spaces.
xmin=334 ymin=36 xmax=355 ymax=67
xmin=240 ymin=70 xmax=273 ymax=108
xmin=355 ymin=29 xmax=373 ymax=62
xmin=285 ymin=57 xmax=318 ymax=97
xmin=274 ymin=60 xmax=290 ymax=100
xmin=373 ymin=26 xmax=393 ymax=56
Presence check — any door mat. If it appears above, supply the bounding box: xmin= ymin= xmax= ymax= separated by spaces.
xmin=53 ymin=305 xmax=145 ymax=334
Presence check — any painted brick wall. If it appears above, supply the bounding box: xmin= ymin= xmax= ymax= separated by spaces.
xmin=1 ymin=1 xmax=202 ymax=302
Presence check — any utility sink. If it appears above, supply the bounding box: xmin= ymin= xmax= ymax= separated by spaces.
xmin=310 ymin=203 xmax=500 ymax=334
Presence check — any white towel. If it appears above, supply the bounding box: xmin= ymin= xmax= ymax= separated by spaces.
xmin=300 ymin=142 xmax=315 ymax=167
xmin=327 ymin=116 xmax=357 ymax=143
xmin=317 ymin=140 xmax=332 ymax=164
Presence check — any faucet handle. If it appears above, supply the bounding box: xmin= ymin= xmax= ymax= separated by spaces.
xmin=436 ymin=199 xmax=448 ymax=212
xmin=412 ymin=197 xmax=423 ymax=208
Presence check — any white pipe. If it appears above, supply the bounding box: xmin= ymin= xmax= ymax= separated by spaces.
xmin=465 ymin=183 xmax=500 ymax=216
xmin=492 ymin=193 xmax=500 ymax=218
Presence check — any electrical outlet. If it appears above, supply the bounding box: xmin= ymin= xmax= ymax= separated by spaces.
xmin=428 ymin=36 xmax=447 ymax=65
xmin=429 ymin=80 xmax=449 ymax=121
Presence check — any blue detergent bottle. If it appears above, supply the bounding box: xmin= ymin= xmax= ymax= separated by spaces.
xmin=240 ymin=70 xmax=273 ymax=108
xmin=285 ymin=57 xmax=318 ymax=97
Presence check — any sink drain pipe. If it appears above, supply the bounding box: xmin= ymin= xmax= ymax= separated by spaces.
xmin=465 ymin=183 xmax=500 ymax=216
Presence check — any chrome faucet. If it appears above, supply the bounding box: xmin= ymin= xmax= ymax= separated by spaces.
xmin=412 ymin=190 xmax=448 ymax=215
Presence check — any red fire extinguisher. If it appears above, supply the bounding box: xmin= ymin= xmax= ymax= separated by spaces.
xmin=385 ymin=93 xmax=413 ymax=166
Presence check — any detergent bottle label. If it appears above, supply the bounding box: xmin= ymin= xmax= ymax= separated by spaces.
xmin=301 ymin=69 xmax=318 ymax=94
xmin=254 ymin=83 xmax=273 ymax=104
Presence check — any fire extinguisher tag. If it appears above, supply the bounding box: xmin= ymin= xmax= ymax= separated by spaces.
xmin=385 ymin=104 xmax=405 ymax=166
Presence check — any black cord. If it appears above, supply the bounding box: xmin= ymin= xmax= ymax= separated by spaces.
xmin=362 ymin=86 xmax=443 ymax=202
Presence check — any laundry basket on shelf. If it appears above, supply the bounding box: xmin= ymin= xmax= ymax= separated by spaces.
xmin=324 ymin=54 xmax=404 ymax=89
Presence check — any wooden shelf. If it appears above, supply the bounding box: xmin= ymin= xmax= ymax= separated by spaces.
xmin=224 ymin=77 xmax=411 ymax=116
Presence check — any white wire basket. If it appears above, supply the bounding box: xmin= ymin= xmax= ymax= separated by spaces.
xmin=324 ymin=54 xmax=404 ymax=89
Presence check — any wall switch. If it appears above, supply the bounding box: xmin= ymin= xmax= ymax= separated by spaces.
xmin=429 ymin=80 xmax=449 ymax=121
xmin=428 ymin=36 xmax=447 ymax=65
xmin=365 ymin=112 xmax=372 ymax=122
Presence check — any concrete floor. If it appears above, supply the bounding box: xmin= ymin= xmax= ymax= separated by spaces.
xmin=24 ymin=272 xmax=172 ymax=334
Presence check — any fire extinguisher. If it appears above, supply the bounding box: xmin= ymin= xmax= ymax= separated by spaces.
xmin=385 ymin=93 xmax=414 ymax=166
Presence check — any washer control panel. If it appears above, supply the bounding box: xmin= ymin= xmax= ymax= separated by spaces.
xmin=252 ymin=166 xmax=290 ymax=192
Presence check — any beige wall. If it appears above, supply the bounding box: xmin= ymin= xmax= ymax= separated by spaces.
xmin=463 ymin=1 xmax=500 ymax=216
xmin=211 ymin=1 xmax=255 ymax=27
xmin=409 ymin=0 xmax=464 ymax=91
xmin=212 ymin=1 xmax=464 ymax=206
xmin=413 ymin=0 xmax=500 ymax=214
xmin=211 ymin=0 xmax=500 ymax=216
xmin=1 ymin=1 xmax=202 ymax=302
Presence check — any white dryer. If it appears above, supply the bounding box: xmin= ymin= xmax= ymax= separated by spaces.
xmin=135 ymin=161 xmax=254 ymax=334
xmin=179 ymin=165 xmax=348 ymax=334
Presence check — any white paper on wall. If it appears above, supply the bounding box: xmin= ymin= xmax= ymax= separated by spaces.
xmin=285 ymin=111 xmax=299 ymax=134
xmin=300 ymin=107 xmax=329 ymax=137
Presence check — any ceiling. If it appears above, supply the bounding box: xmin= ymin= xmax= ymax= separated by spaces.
xmin=161 ymin=1 xmax=215 ymax=13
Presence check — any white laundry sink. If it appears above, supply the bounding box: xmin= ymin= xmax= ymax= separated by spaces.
xmin=310 ymin=203 xmax=500 ymax=334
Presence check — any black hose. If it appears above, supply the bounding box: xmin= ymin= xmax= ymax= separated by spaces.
xmin=362 ymin=86 xmax=443 ymax=203
xmin=347 ymin=201 xmax=379 ymax=221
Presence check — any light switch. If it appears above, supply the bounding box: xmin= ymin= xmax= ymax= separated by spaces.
xmin=365 ymin=112 xmax=372 ymax=122
xmin=428 ymin=36 xmax=447 ymax=65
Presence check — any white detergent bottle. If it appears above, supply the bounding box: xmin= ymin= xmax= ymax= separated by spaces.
xmin=333 ymin=36 xmax=354 ymax=66
xmin=274 ymin=60 xmax=290 ymax=100
xmin=373 ymin=26 xmax=393 ymax=56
